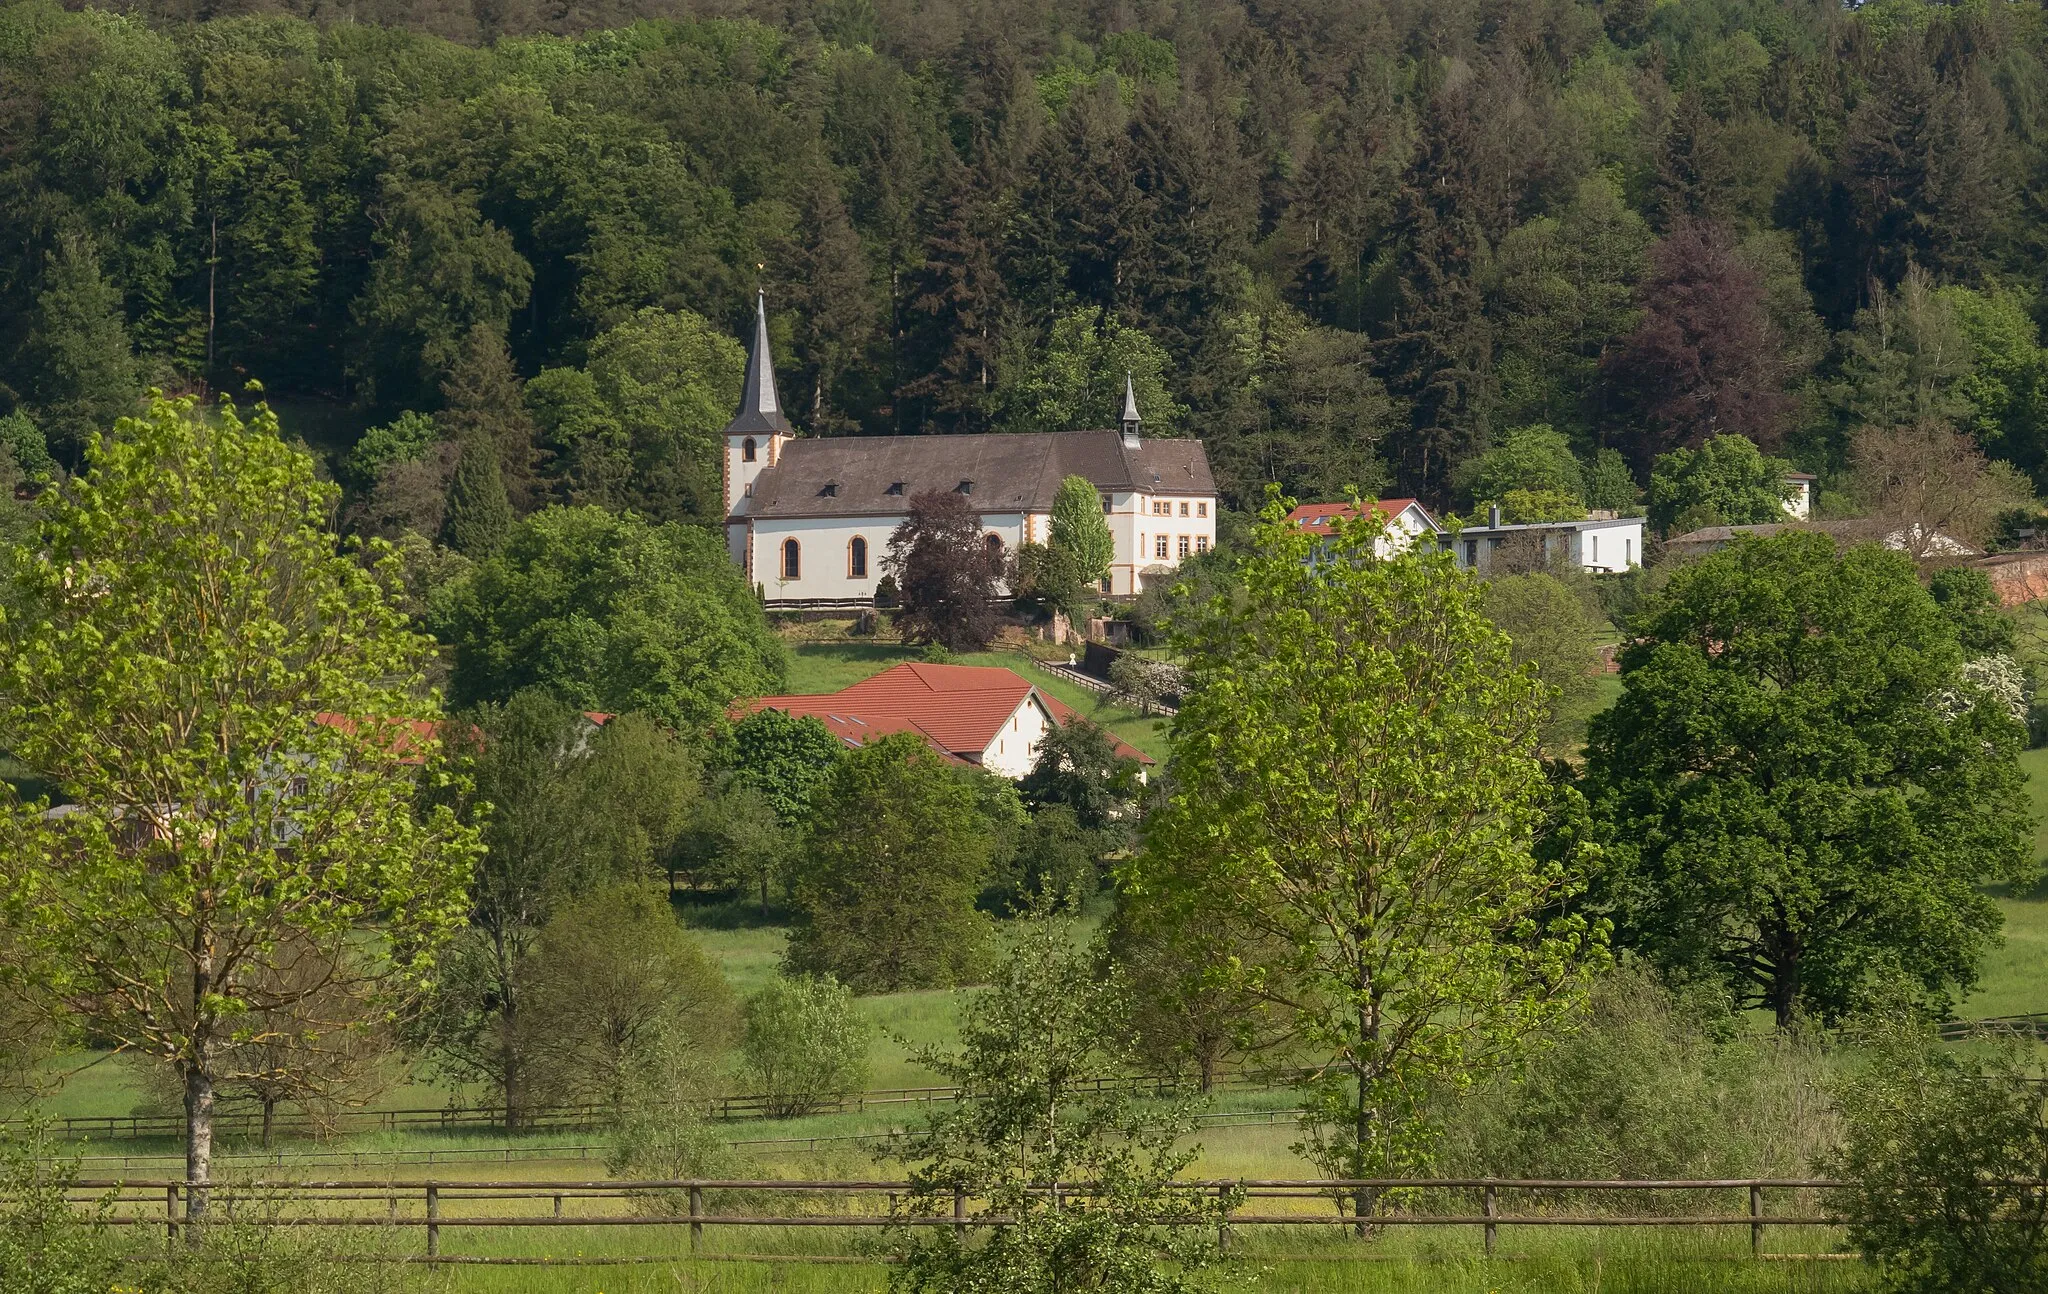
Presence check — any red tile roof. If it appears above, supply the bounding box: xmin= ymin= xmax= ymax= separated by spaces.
xmin=1285 ymin=499 xmax=1438 ymax=532
xmin=743 ymin=662 xmax=1153 ymax=767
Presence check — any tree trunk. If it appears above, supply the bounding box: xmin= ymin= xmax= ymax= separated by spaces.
xmin=184 ymin=1062 xmax=214 ymax=1236
xmin=1353 ymin=1069 xmax=1374 ymax=1238
xmin=1771 ymin=951 xmax=1800 ymax=1030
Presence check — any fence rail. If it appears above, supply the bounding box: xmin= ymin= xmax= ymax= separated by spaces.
xmin=59 ymin=1176 xmax=1851 ymax=1266
xmin=8 ymin=1074 xmax=1274 ymax=1143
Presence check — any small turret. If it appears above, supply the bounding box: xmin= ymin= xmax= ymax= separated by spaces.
xmin=1120 ymin=372 xmax=1142 ymax=449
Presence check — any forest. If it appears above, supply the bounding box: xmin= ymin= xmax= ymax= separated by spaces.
xmin=7 ymin=0 xmax=2048 ymax=523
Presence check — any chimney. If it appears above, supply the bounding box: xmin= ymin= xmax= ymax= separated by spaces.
xmin=1488 ymin=503 xmax=1502 ymax=528
xmin=1120 ymin=372 xmax=1142 ymax=449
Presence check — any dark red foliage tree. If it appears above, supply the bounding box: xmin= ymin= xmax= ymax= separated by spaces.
xmin=1602 ymin=221 xmax=1792 ymax=464
xmin=883 ymin=490 xmax=1002 ymax=652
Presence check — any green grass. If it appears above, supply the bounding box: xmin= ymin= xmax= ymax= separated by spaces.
xmin=781 ymin=639 xmax=1172 ymax=762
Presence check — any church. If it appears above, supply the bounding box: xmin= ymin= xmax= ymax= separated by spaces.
xmin=721 ymin=293 xmax=1219 ymax=607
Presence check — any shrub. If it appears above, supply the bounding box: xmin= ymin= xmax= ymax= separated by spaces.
xmin=1834 ymin=1023 xmax=2048 ymax=1293
xmin=738 ymin=975 xmax=872 ymax=1118
xmin=0 ymin=1125 xmax=118 ymax=1294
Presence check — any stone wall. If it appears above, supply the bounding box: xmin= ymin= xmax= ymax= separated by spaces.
xmin=1976 ymin=551 xmax=2048 ymax=606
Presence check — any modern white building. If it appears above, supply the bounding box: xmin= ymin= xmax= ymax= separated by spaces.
xmin=721 ymin=294 xmax=1219 ymax=605
xmin=1452 ymin=505 xmax=1645 ymax=576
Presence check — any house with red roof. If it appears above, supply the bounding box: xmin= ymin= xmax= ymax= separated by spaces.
xmin=741 ymin=661 xmax=1152 ymax=779
xmin=1284 ymin=499 xmax=1445 ymax=556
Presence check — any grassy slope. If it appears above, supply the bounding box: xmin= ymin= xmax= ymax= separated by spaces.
xmin=1965 ymin=744 xmax=2048 ymax=1019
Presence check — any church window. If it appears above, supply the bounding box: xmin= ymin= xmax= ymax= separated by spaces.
xmin=782 ymin=538 xmax=801 ymax=580
xmin=849 ymin=536 xmax=867 ymax=578
xmin=742 ymin=437 xmax=757 ymax=463
xmin=985 ymin=533 xmax=1004 ymax=562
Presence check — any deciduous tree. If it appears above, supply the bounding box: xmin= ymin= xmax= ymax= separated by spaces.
xmin=0 ymin=395 xmax=479 ymax=1226
xmin=1130 ymin=501 xmax=1600 ymax=1211
xmin=1584 ymin=532 xmax=2032 ymax=1026
xmin=786 ymin=732 xmax=993 ymax=992
xmin=883 ymin=491 xmax=1003 ymax=653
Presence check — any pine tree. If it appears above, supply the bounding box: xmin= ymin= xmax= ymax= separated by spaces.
xmin=440 ymin=323 xmax=543 ymax=513
xmin=21 ymin=235 xmax=138 ymax=464
xmin=779 ymin=166 xmax=878 ymax=435
xmin=443 ymin=433 xmax=514 ymax=557
xmin=898 ymin=149 xmax=1006 ymax=434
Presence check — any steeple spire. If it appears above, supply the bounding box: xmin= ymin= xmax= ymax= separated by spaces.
xmin=1120 ymin=372 xmax=1142 ymax=447
xmin=726 ymin=288 xmax=793 ymax=438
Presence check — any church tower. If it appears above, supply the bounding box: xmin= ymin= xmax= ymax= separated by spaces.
xmin=722 ymin=289 xmax=794 ymax=523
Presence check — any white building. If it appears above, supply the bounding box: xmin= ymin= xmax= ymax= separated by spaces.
xmin=1783 ymin=472 xmax=1815 ymax=520
xmin=1452 ymin=505 xmax=1645 ymax=576
xmin=1284 ymin=499 xmax=1445 ymax=556
xmin=721 ymin=294 xmax=1219 ymax=605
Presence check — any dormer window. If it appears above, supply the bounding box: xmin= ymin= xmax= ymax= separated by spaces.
xmin=820 ymin=480 xmax=839 ymax=498
xmin=957 ymin=480 xmax=973 ymax=495
xmin=742 ymin=437 xmax=757 ymax=463
xmin=885 ymin=481 xmax=904 ymax=495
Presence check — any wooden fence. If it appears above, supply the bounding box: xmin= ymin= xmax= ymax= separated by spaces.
xmin=9 ymin=1074 xmax=1260 ymax=1144
xmin=63 ymin=1176 xmax=1851 ymax=1266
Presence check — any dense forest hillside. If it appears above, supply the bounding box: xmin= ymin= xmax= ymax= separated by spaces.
xmin=5 ymin=0 xmax=2048 ymax=519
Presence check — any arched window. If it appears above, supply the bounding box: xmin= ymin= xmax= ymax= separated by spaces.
xmin=848 ymin=536 xmax=868 ymax=579
xmin=985 ymin=533 xmax=1004 ymax=563
xmin=742 ymin=437 xmax=757 ymax=463
xmin=782 ymin=538 xmax=801 ymax=580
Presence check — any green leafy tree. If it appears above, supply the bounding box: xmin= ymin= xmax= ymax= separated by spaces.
xmin=729 ymin=708 xmax=844 ymax=829
xmin=442 ymin=433 xmax=514 ymax=557
xmin=786 ymin=732 xmax=993 ymax=992
xmin=1584 ymin=532 xmax=2032 ymax=1026
xmin=439 ymin=323 xmax=543 ymax=511
xmin=1645 ymin=434 xmax=1795 ymax=534
xmin=1458 ymin=424 xmax=1586 ymax=510
xmin=1018 ymin=717 xmax=1142 ymax=834
xmin=999 ymin=308 xmax=1185 ymax=435
xmin=414 ymin=695 xmax=698 ymax=1124
xmin=1044 ymin=473 xmax=1115 ymax=615
xmin=518 ymin=884 xmax=736 ymax=1113
xmin=1102 ymin=886 xmax=1286 ymax=1094
xmin=436 ymin=505 xmax=785 ymax=728
xmin=1928 ymin=566 xmax=2018 ymax=657
xmin=738 ymin=974 xmax=872 ymax=1118
xmin=1130 ymin=500 xmax=1601 ymax=1210
xmin=582 ymin=306 xmax=746 ymax=522
xmin=1583 ymin=448 xmax=1639 ymax=514
xmin=891 ymin=914 xmax=1236 ymax=1294
xmin=0 ymin=1129 xmax=120 ymax=1294
xmin=1482 ymin=573 xmax=1606 ymax=752
xmin=0 ymin=395 xmax=479 ymax=1225
xmin=0 ymin=411 xmax=58 ymax=487
xmin=342 ymin=411 xmax=439 ymax=491
xmin=674 ymin=779 xmax=787 ymax=903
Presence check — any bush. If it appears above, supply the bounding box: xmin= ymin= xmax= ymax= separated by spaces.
xmin=0 ymin=1126 xmax=118 ymax=1294
xmin=1438 ymin=964 xmax=1837 ymax=1194
xmin=1833 ymin=1023 xmax=2048 ymax=1293
xmin=738 ymin=975 xmax=872 ymax=1118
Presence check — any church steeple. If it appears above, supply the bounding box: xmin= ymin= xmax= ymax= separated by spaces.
xmin=726 ymin=288 xmax=793 ymax=438
xmin=1120 ymin=372 xmax=1142 ymax=448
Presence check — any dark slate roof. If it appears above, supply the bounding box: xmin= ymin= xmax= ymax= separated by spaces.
xmin=742 ymin=431 xmax=1215 ymax=520
xmin=725 ymin=290 xmax=792 ymax=438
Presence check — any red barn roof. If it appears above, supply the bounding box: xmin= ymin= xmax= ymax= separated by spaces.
xmin=742 ymin=662 xmax=1153 ymax=767
xmin=1284 ymin=499 xmax=1438 ymax=532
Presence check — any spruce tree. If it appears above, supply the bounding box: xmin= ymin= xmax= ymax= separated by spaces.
xmin=899 ymin=149 xmax=1006 ymax=433
xmin=443 ymin=434 xmax=514 ymax=557
xmin=21 ymin=236 xmax=138 ymax=464
xmin=440 ymin=323 xmax=543 ymax=512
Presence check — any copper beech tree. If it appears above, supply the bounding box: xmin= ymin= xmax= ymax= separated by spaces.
xmin=0 ymin=395 xmax=479 ymax=1229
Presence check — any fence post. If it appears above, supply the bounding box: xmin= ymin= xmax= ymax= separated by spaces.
xmin=425 ymin=1184 xmax=439 ymax=1258
xmin=1483 ymin=1184 xmax=1498 ymax=1258
xmin=689 ymin=1184 xmax=704 ymax=1254
xmin=165 ymin=1183 xmax=178 ymax=1247
xmin=953 ymin=1185 xmax=966 ymax=1239
xmin=553 ymin=1192 xmax=563 ymax=1219
xmin=1217 ymin=1185 xmax=1233 ymax=1254
xmin=1749 ymin=1183 xmax=1763 ymax=1258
